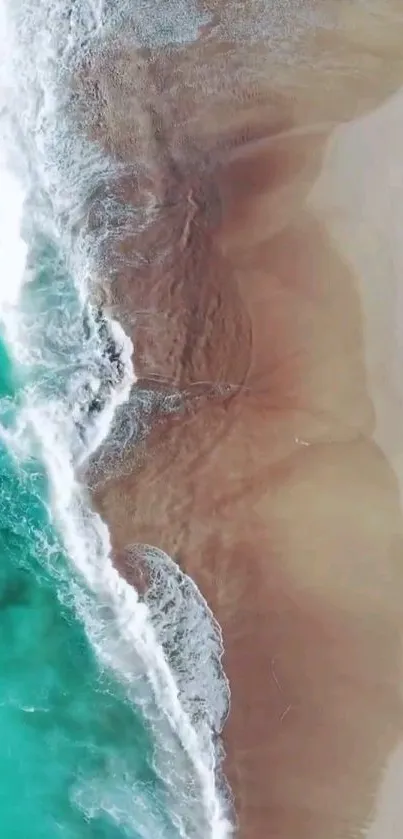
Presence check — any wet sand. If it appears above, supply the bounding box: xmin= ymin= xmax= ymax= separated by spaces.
xmin=75 ymin=2 xmax=403 ymax=837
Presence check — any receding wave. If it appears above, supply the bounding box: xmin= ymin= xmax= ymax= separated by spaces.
xmin=0 ymin=1 xmax=233 ymax=837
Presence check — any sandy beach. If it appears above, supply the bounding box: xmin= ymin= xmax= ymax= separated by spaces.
xmin=74 ymin=2 xmax=403 ymax=836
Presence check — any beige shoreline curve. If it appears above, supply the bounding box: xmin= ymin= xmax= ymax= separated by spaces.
xmin=309 ymin=92 xmax=403 ymax=838
xmin=310 ymin=87 xmax=403 ymax=484
xmin=73 ymin=2 xmax=403 ymax=837
xmin=366 ymin=741 xmax=403 ymax=839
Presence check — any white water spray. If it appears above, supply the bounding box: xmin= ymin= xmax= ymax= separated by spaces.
xmin=0 ymin=2 xmax=233 ymax=838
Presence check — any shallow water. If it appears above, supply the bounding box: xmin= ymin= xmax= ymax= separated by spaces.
xmin=0 ymin=338 xmax=162 ymax=839
xmin=0 ymin=244 xmax=175 ymax=839
xmin=0 ymin=1 xmax=231 ymax=837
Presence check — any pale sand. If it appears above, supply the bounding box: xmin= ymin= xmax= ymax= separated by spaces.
xmin=74 ymin=2 xmax=403 ymax=836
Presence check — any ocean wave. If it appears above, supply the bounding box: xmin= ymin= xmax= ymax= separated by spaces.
xmin=0 ymin=1 xmax=233 ymax=838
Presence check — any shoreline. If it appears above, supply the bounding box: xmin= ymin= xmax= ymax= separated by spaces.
xmin=78 ymin=4 xmax=403 ymax=837
xmin=127 ymin=541 xmax=235 ymax=827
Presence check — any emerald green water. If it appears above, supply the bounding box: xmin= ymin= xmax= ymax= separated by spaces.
xmin=0 ymin=0 xmax=232 ymax=823
xmin=0 ymin=0 xmax=234 ymax=831
xmin=0 ymin=337 xmax=168 ymax=838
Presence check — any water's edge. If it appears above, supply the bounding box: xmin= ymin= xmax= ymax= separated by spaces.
xmin=0 ymin=2 xmax=233 ymax=837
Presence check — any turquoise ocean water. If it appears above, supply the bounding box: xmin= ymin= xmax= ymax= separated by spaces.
xmin=0 ymin=245 xmax=171 ymax=839
xmin=0 ymin=2 xmax=231 ymax=838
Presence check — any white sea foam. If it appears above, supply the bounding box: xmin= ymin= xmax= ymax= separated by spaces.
xmin=0 ymin=158 xmax=29 ymax=359
xmin=0 ymin=1 xmax=232 ymax=838
xmin=0 ymin=168 xmax=27 ymax=308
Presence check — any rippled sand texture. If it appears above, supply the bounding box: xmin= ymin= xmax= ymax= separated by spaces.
xmin=75 ymin=2 xmax=403 ymax=837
